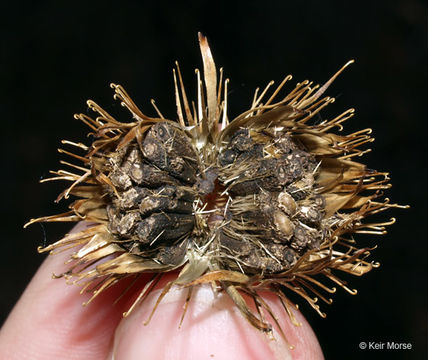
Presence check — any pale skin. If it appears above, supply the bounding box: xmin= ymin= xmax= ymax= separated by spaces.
xmin=0 ymin=223 xmax=324 ymax=359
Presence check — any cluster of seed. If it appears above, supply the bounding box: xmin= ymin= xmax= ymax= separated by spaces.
xmin=218 ymin=128 xmax=326 ymax=274
xmin=106 ymin=122 xmax=199 ymax=265
xmin=105 ymin=121 xmax=327 ymax=274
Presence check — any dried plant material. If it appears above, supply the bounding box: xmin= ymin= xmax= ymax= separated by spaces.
xmin=26 ymin=33 xmax=407 ymax=341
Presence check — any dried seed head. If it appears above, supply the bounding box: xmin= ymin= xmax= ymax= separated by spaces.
xmin=26 ymin=33 xmax=408 ymax=340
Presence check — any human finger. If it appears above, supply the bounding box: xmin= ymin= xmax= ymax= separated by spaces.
xmin=0 ymin=223 xmax=136 ymax=360
xmin=111 ymin=278 xmax=324 ymax=360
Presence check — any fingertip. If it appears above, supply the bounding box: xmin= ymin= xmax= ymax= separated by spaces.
xmin=111 ymin=284 xmax=324 ymax=360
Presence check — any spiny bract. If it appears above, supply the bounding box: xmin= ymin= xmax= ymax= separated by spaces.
xmin=26 ymin=34 xmax=406 ymax=338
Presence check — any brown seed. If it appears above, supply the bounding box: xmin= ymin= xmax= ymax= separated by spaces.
xmin=278 ymin=190 xmax=297 ymax=215
xmin=129 ymin=163 xmax=143 ymax=183
xmin=273 ymin=210 xmax=295 ymax=238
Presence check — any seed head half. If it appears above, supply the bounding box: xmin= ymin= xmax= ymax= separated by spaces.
xmin=26 ymin=34 xmax=407 ymax=338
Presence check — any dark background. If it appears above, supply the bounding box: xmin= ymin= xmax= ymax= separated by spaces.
xmin=1 ymin=1 xmax=426 ymax=359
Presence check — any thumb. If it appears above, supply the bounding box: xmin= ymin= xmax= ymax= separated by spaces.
xmin=110 ymin=281 xmax=324 ymax=360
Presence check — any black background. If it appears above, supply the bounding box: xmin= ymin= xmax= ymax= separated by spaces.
xmin=1 ymin=1 xmax=427 ymax=359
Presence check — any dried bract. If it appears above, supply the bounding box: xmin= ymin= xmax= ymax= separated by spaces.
xmin=26 ymin=34 xmax=407 ymax=339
